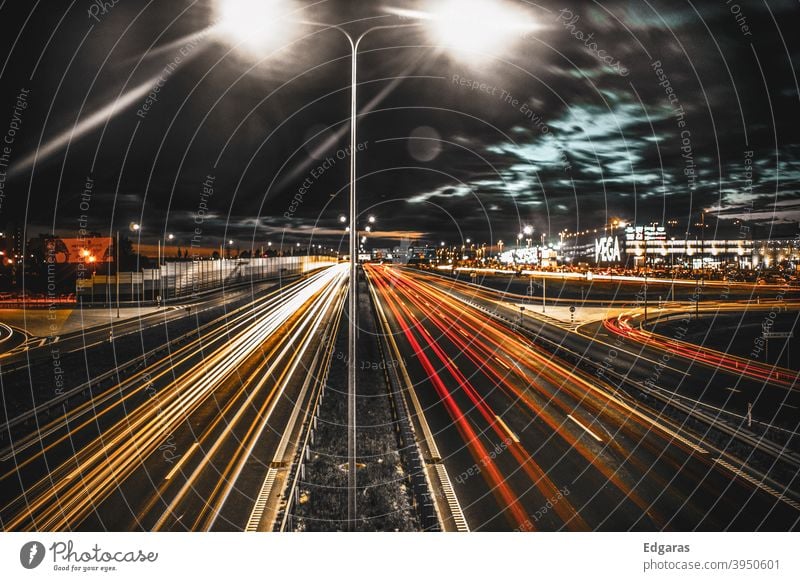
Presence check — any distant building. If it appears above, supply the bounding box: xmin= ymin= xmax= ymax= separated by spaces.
xmin=391 ymin=246 xmax=407 ymax=262
xmin=370 ymin=248 xmax=393 ymax=261
xmin=559 ymin=221 xmax=799 ymax=271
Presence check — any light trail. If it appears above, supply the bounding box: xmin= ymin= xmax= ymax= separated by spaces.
xmin=370 ymin=266 xmax=661 ymax=526
xmin=369 ymin=265 xmax=591 ymax=530
xmin=1 ymin=269 xmax=339 ymax=469
xmin=152 ymin=269 xmax=347 ymax=531
xmin=367 ymin=265 xmax=800 ymax=530
xmin=1 ymin=265 xmax=347 ymax=531
xmin=604 ymin=315 xmax=799 ymax=388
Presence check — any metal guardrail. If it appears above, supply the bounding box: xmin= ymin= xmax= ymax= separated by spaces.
xmin=244 ymin=314 xmax=339 ymax=532
xmin=75 ymin=256 xmax=335 ymax=302
xmin=277 ymin=295 xmax=345 ymax=532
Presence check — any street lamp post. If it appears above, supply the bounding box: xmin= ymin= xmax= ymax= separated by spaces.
xmin=337 ymin=11 xmax=532 ymax=525
xmin=303 ymin=20 xmax=420 ymax=531
xmin=116 ymin=231 xmax=120 ymax=318
xmin=700 ymin=210 xmax=706 ymax=277
xmin=216 ymin=0 xmax=537 ymax=531
xmin=643 ymin=231 xmax=649 ymax=324
xmin=156 ymin=239 xmax=161 ymax=302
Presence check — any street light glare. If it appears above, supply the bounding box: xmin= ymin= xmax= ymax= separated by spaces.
xmin=427 ymin=0 xmax=536 ymax=56
xmin=214 ymin=0 xmax=297 ymax=56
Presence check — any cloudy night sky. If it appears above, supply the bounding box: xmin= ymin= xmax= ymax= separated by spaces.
xmin=0 ymin=0 xmax=798 ymax=252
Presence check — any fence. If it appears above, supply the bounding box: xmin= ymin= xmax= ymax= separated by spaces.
xmin=75 ymin=256 xmax=336 ymax=303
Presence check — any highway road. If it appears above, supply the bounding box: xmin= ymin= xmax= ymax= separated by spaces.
xmin=0 ymin=274 xmax=326 ymax=429
xmin=0 ymin=275 xmax=310 ymax=366
xmin=418 ymin=268 xmax=800 ymax=433
xmin=0 ymin=264 xmax=347 ymax=531
xmin=366 ymin=265 xmax=800 ymax=531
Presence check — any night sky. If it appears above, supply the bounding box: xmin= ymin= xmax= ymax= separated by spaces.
xmin=0 ymin=0 xmax=798 ymax=252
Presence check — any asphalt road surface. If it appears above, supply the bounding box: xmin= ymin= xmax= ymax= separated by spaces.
xmin=0 ymin=265 xmax=347 ymax=531
xmin=366 ymin=265 xmax=800 ymax=531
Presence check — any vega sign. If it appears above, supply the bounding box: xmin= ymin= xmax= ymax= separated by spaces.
xmin=594 ymin=236 xmax=621 ymax=263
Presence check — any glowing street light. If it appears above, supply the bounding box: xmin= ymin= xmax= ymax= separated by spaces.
xmin=389 ymin=0 xmax=537 ymax=59
xmin=214 ymin=0 xmax=299 ymax=57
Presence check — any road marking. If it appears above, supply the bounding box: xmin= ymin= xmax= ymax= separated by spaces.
xmin=0 ymin=323 xmax=14 ymax=344
xmin=779 ymin=402 xmax=798 ymax=410
xmin=494 ymin=415 xmax=520 ymax=443
xmin=494 ymin=356 xmax=511 ymax=370
xmin=714 ymin=458 xmax=800 ymax=511
xmin=164 ymin=443 xmax=199 ymax=480
xmin=725 ymin=387 xmax=741 ymax=393
xmin=567 ymin=414 xmax=603 ymax=442
xmin=434 ymin=464 xmax=470 ymax=532
xmin=246 ymin=467 xmax=279 ymax=532
xmin=501 ymin=299 xmax=691 ymax=376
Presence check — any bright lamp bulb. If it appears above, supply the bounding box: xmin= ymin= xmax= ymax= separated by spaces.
xmin=215 ymin=0 xmax=296 ymax=56
xmin=429 ymin=0 xmax=535 ymax=56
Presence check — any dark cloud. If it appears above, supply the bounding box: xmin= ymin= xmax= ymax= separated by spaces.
xmin=0 ymin=0 xmax=798 ymax=250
